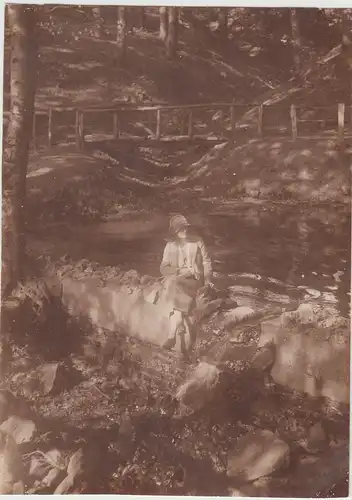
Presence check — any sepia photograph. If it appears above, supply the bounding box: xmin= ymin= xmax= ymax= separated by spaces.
xmin=1 ymin=3 xmax=350 ymax=496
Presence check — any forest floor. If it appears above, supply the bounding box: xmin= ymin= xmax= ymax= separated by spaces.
xmin=1 ymin=7 xmax=350 ymax=497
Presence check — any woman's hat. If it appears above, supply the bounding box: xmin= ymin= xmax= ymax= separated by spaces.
xmin=169 ymin=214 xmax=190 ymax=234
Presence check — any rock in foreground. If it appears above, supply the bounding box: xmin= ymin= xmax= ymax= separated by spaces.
xmin=227 ymin=429 xmax=290 ymax=482
xmin=175 ymin=362 xmax=220 ymax=411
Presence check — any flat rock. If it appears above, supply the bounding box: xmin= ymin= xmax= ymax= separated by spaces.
xmin=227 ymin=429 xmax=290 ymax=482
xmin=175 ymin=362 xmax=220 ymax=411
xmin=223 ymin=306 xmax=256 ymax=326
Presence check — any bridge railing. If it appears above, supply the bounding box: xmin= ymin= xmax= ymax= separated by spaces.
xmin=2 ymin=102 xmax=351 ymax=151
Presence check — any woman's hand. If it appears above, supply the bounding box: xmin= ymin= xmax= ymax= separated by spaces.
xmin=178 ymin=267 xmax=194 ymax=278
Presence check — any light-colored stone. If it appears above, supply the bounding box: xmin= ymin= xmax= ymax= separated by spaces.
xmin=227 ymin=429 xmax=290 ymax=482
xmin=175 ymin=362 xmax=220 ymax=410
xmin=0 ymin=416 xmax=36 ymax=445
xmin=270 ymin=324 xmax=349 ymax=404
xmin=62 ymin=277 xmax=187 ymax=352
xmin=296 ymin=303 xmax=317 ymax=324
xmin=259 ymin=305 xmax=349 ymax=405
xmin=29 ymin=456 xmax=51 ymax=479
xmin=290 ymin=303 xmax=347 ymax=329
xmin=258 ymin=316 xmax=284 ymax=347
xmin=67 ymin=448 xmax=84 ymax=477
xmin=0 ymin=430 xmax=24 ymax=494
xmin=228 ymin=487 xmax=247 ymax=496
xmin=223 ymin=306 xmax=255 ymax=325
xmin=41 ymin=467 xmax=64 ymax=488
xmin=54 ymin=474 xmax=75 ymax=494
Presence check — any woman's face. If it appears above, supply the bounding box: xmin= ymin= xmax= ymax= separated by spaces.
xmin=177 ymin=227 xmax=188 ymax=240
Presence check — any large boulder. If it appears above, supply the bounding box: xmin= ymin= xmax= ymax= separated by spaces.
xmin=175 ymin=362 xmax=221 ymax=411
xmin=227 ymin=429 xmax=290 ymax=482
xmin=259 ymin=307 xmax=349 ymax=404
xmin=0 ymin=416 xmax=36 ymax=445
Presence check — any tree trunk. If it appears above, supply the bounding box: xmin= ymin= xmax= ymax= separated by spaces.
xmin=3 ymin=5 xmax=37 ymax=293
xmin=217 ymin=8 xmax=228 ymax=40
xmin=290 ymin=8 xmax=301 ymax=74
xmin=92 ymin=6 xmax=103 ymax=39
xmin=159 ymin=6 xmax=168 ymax=41
xmin=116 ymin=6 xmax=127 ymax=65
xmin=166 ymin=7 xmax=178 ymax=59
xmin=139 ymin=7 xmax=145 ymax=29
xmin=341 ymin=10 xmax=352 ymax=104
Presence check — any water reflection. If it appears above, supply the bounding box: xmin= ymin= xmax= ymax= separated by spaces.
xmin=206 ymin=204 xmax=350 ymax=317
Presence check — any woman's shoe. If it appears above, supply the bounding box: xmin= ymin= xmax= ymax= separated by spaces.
xmin=163 ymin=338 xmax=176 ymax=350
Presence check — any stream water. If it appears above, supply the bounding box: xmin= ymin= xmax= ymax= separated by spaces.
xmin=30 ymin=202 xmax=351 ymax=317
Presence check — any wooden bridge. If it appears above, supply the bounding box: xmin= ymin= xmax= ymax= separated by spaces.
xmin=3 ymin=101 xmax=352 ymax=151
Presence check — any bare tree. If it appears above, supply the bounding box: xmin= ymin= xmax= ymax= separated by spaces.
xmin=290 ymin=8 xmax=301 ymax=74
xmin=92 ymin=6 xmax=103 ymax=39
xmin=341 ymin=10 xmax=352 ymax=102
xmin=166 ymin=7 xmax=178 ymax=59
xmin=160 ymin=6 xmax=168 ymax=41
xmin=3 ymin=5 xmax=37 ymax=292
xmin=217 ymin=8 xmax=228 ymax=39
xmin=116 ymin=6 xmax=127 ymax=65
xmin=139 ymin=7 xmax=146 ymax=29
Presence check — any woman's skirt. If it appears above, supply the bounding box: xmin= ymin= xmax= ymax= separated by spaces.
xmin=160 ymin=275 xmax=201 ymax=315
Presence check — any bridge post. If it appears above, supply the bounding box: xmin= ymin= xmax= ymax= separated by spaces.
xmin=156 ymin=108 xmax=161 ymax=139
xmin=230 ymin=105 xmax=235 ymax=132
xmin=188 ymin=110 xmax=193 ymax=139
xmin=75 ymin=109 xmax=80 ymax=149
xmin=338 ymin=103 xmax=345 ymax=140
xmin=32 ymin=113 xmax=37 ymax=151
xmin=75 ymin=110 xmax=84 ymax=149
xmin=48 ymin=107 xmax=53 ymax=148
xmin=290 ymin=104 xmax=298 ymax=142
xmin=257 ymin=105 xmax=263 ymax=137
xmin=113 ymin=111 xmax=119 ymax=139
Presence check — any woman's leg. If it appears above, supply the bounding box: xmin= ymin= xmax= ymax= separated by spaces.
xmin=163 ymin=309 xmax=185 ymax=349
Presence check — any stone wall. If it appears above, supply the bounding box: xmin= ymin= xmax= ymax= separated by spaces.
xmin=61 ymin=276 xmax=176 ymax=348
